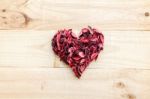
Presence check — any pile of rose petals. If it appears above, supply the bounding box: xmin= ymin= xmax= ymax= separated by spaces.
xmin=52 ymin=26 xmax=104 ymax=78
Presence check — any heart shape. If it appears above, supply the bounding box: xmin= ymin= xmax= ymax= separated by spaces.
xmin=52 ymin=26 xmax=104 ymax=78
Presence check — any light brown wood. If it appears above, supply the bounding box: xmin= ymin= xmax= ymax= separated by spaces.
xmin=0 ymin=0 xmax=150 ymax=30
xmin=0 ymin=68 xmax=149 ymax=99
xmin=0 ymin=30 xmax=150 ymax=69
xmin=0 ymin=0 xmax=150 ymax=99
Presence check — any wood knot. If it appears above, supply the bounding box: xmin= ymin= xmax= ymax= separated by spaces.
xmin=2 ymin=17 xmax=6 ymax=19
xmin=21 ymin=13 xmax=30 ymax=25
xmin=122 ymin=94 xmax=136 ymax=99
xmin=0 ymin=9 xmax=30 ymax=28
xmin=115 ymin=82 xmax=125 ymax=88
xmin=2 ymin=9 xmax=6 ymax=12
xmin=145 ymin=12 xmax=149 ymax=17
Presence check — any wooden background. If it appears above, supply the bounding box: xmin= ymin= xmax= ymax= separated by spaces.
xmin=0 ymin=0 xmax=150 ymax=99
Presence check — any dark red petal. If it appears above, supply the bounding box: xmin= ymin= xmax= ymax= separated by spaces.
xmin=52 ymin=26 xmax=104 ymax=78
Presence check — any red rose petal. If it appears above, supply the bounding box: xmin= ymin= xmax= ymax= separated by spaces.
xmin=52 ymin=26 xmax=104 ymax=78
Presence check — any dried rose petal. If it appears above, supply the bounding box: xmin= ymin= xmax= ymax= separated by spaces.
xmin=52 ymin=26 xmax=104 ymax=78
xmin=78 ymin=51 xmax=85 ymax=58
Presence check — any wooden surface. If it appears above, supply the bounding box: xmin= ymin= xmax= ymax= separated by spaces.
xmin=0 ymin=0 xmax=150 ymax=99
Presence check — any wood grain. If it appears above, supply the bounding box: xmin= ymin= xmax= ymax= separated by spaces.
xmin=0 ymin=30 xmax=150 ymax=69
xmin=0 ymin=68 xmax=149 ymax=99
xmin=0 ymin=0 xmax=150 ymax=99
xmin=0 ymin=0 xmax=150 ymax=30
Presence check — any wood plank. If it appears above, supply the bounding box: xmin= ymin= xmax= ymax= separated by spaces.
xmin=0 ymin=0 xmax=150 ymax=30
xmin=0 ymin=31 xmax=55 ymax=68
xmin=0 ymin=30 xmax=150 ymax=69
xmin=0 ymin=68 xmax=149 ymax=99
